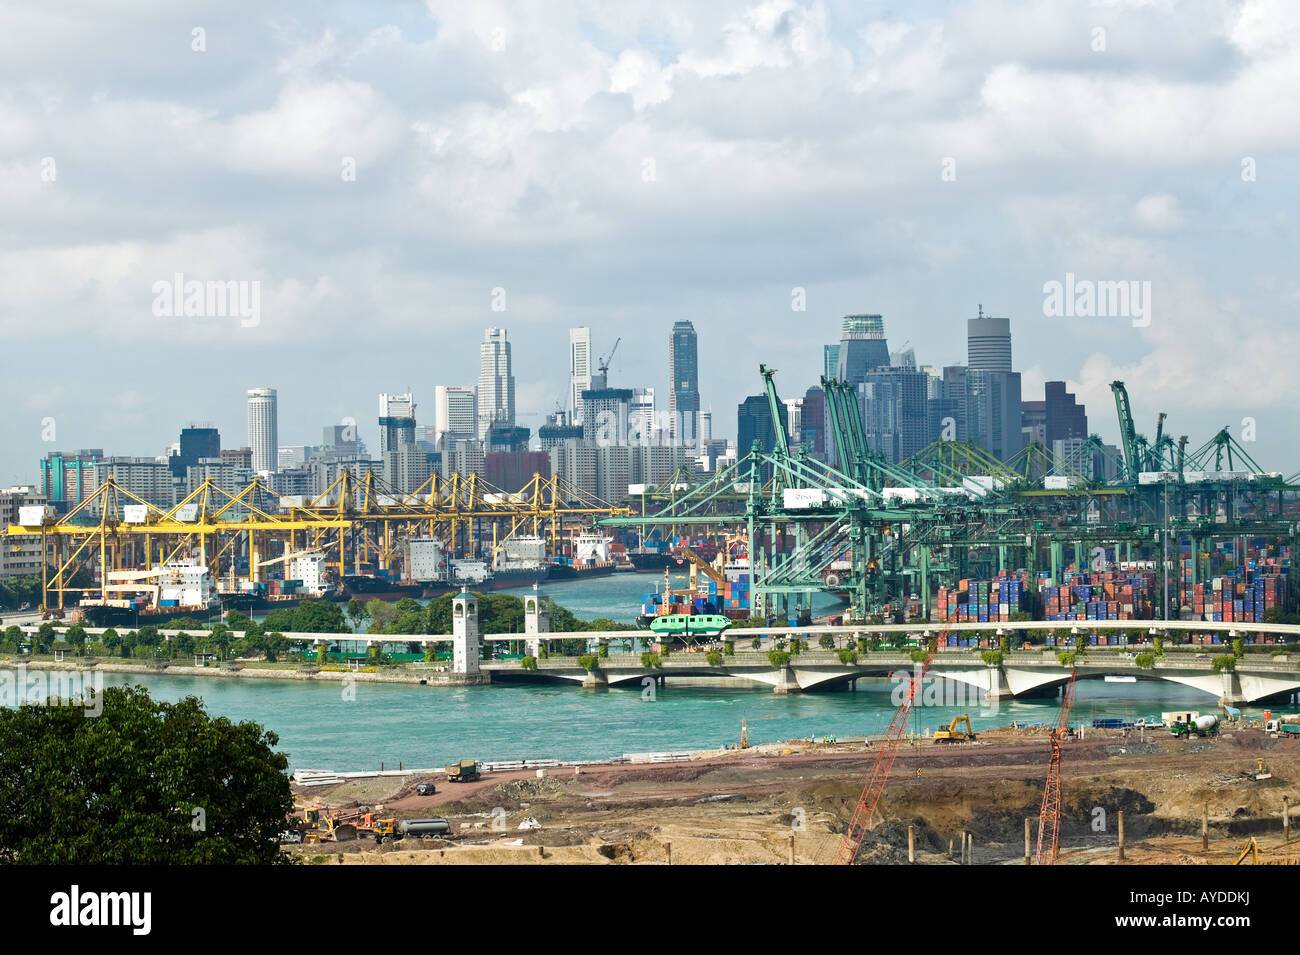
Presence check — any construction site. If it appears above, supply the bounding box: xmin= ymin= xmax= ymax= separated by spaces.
xmin=282 ymin=718 xmax=1300 ymax=866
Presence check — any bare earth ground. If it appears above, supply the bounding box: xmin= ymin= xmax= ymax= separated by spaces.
xmin=287 ymin=725 xmax=1300 ymax=865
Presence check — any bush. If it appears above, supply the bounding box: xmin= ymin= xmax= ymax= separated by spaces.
xmin=908 ymin=649 xmax=929 ymax=663
xmin=1232 ymin=638 xmax=1244 ymax=659
xmin=577 ymin=654 xmax=599 ymax=672
xmin=836 ymin=649 xmax=859 ymax=665
xmin=789 ymin=638 xmax=804 ymax=656
xmin=639 ymin=652 xmax=661 ymax=668
xmin=767 ymin=650 xmax=792 ymax=669
xmin=1212 ymin=654 xmax=1237 ymax=672
xmin=1057 ymin=652 xmax=1077 ymax=667
xmin=750 ymin=638 xmax=761 ymax=650
xmin=980 ymin=650 xmax=1004 ymax=666
xmin=705 ymin=651 xmax=724 ymax=667
xmin=1134 ymin=653 xmax=1156 ymax=670
xmin=598 ymin=642 xmax=609 ymax=658
xmin=538 ymin=645 xmax=549 ymax=659
xmin=819 ymin=635 xmax=835 ymax=651
xmin=520 ymin=655 xmax=537 ymax=670
xmin=723 ymin=640 xmax=735 ymax=656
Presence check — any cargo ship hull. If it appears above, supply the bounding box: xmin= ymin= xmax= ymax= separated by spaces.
xmin=547 ymin=562 xmax=616 ymax=581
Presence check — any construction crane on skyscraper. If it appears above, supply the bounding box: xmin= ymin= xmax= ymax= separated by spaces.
xmin=598 ymin=337 xmax=621 ymax=379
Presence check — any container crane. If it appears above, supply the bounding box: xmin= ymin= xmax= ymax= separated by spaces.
xmin=835 ymin=637 xmax=941 ymax=865
xmin=1034 ymin=667 xmax=1078 ymax=864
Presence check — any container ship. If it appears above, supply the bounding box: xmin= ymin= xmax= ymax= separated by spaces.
xmin=548 ymin=531 xmax=616 ymax=581
xmin=79 ymin=558 xmax=222 ymax=627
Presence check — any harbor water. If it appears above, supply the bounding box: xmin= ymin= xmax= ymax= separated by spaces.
xmin=94 ymin=670 xmax=1254 ymax=773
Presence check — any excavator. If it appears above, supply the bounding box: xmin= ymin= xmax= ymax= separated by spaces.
xmin=933 ymin=714 xmax=976 ymax=743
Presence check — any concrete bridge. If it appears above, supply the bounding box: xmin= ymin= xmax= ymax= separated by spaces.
xmin=481 ymin=649 xmax=1300 ymax=706
xmin=17 ymin=603 xmax=1300 ymax=705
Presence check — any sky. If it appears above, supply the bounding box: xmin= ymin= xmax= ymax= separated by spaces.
xmin=3 ymin=0 xmax=1299 ymax=483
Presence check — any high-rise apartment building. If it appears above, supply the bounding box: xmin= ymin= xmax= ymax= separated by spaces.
xmin=246 ymin=387 xmax=278 ymax=474
xmin=478 ymin=328 xmax=515 ymax=439
xmin=168 ymin=426 xmax=220 ymax=479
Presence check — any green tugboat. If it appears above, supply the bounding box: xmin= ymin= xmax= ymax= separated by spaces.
xmin=649 ymin=613 xmax=732 ymax=639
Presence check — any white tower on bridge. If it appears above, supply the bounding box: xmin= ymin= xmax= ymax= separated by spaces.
xmin=453 ymin=587 xmax=480 ymax=674
xmin=524 ymin=583 xmax=551 ymax=657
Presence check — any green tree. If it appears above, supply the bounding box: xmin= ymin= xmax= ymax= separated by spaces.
xmin=1212 ymin=654 xmax=1237 ymax=673
xmin=1232 ymin=638 xmax=1245 ymax=659
xmin=100 ymin=627 xmax=122 ymax=656
xmin=767 ymin=649 xmax=792 ymax=668
xmin=0 ymin=685 xmax=292 ymax=864
xmin=346 ymin=599 xmax=370 ymax=632
xmin=750 ymin=638 xmax=761 ymax=650
xmin=365 ymin=599 xmax=398 ymax=634
xmin=577 ymin=653 xmax=599 ymax=672
xmin=981 ymin=650 xmax=1004 ymax=666
xmin=2 ymin=625 xmax=23 ymax=652
xmin=65 ymin=624 xmax=88 ymax=654
xmin=836 ymin=648 xmax=859 ymax=665
xmin=36 ymin=622 xmax=56 ymax=653
xmin=1134 ymin=653 xmax=1156 ymax=670
xmin=819 ymin=634 xmax=835 ymax=651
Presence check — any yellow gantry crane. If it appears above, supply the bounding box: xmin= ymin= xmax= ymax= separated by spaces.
xmin=6 ymin=470 xmax=629 ymax=613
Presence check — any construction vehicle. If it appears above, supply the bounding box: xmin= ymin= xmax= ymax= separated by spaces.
xmin=1234 ymin=837 xmax=1260 ymax=865
xmin=370 ymin=817 xmax=451 ymax=844
xmin=446 ymin=759 xmax=481 ymax=783
xmin=933 ymin=715 xmax=976 ymax=743
xmin=1265 ymin=716 xmax=1300 ymax=737
xmin=300 ymin=805 xmax=365 ymax=843
xmin=1170 ymin=714 xmax=1220 ymax=738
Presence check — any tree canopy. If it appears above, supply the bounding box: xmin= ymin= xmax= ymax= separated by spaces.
xmin=0 ymin=685 xmax=293 ymax=864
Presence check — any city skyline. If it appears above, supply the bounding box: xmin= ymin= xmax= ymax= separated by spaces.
xmin=4 ymin=3 xmax=1299 ymax=481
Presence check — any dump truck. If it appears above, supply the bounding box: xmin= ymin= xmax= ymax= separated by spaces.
xmin=446 ymin=759 xmax=481 ymax=783
xmin=370 ymin=817 xmax=451 ymax=844
xmin=1265 ymin=716 xmax=1300 ymax=737
xmin=934 ymin=715 xmax=976 ymax=743
xmin=1170 ymin=714 xmax=1220 ymax=738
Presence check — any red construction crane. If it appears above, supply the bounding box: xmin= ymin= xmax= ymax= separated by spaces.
xmin=1034 ymin=668 xmax=1078 ymax=865
xmin=834 ymin=637 xmax=941 ymax=865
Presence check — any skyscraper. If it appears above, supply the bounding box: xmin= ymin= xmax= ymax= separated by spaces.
xmin=967 ymin=311 xmax=1013 ymax=372
xmin=835 ymin=314 xmax=890 ymax=385
xmin=965 ymin=310 xmax=1022 ymax=461
xmin=378 ymin=392 xmax=416 ymax=455
xmin=246 ymin=387 xmax=277 ymax=474
xmin=478 ymin=328 xmax=515 ymax=439
xmin=569 ymin=327 xmax=593 ymax=425
xmin=737 ymin=395 xmax=776 ymax=481
xmin=168 ymin=426 xmax=220 ymax=479
xmin=669 ymin=320 xmax=699 ymax=442
xmin=434 ymin=385 xmax=477 ymax=449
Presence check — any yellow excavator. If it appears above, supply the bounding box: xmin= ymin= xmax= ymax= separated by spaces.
xmin=934 ymin=715 xmax=976 ymax=743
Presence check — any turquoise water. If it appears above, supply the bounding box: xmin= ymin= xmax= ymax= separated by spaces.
xmin=496 ymin=571 xmax=847 ymax=623
xmin=93 ymin=671 xmax=1257 ymax=773
xmin=122 ymin=579 xmax=1281 ymax=772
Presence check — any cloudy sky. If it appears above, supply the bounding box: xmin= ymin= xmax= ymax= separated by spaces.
xmin=3 ymin=0 xmax=1299 ymax=482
